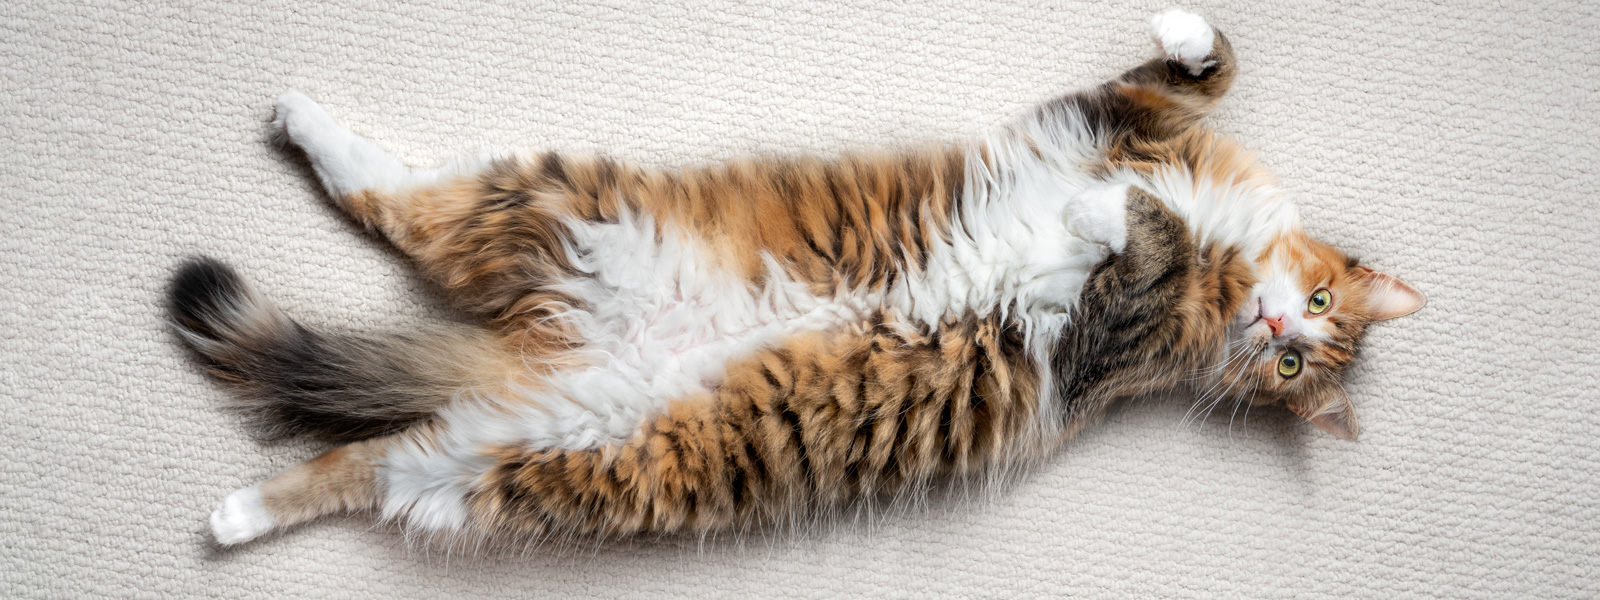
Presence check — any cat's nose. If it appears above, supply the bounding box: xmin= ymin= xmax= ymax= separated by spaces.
xmin=1263 ymin=315 xmax=1284 ymax=337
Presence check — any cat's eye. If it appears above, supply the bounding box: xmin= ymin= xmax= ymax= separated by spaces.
xmin=1277 ymin=350 xmax=1302 ymax=378
xmin=1308 ymin=289 xmax=1332 ymax=315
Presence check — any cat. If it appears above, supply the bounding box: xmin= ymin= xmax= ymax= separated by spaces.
xmin=169 ymin=9 xmax=1425 ymax=546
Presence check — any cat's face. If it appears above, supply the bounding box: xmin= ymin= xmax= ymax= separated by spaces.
xmin=1219 ymin=233 xmax=1425 ymax=440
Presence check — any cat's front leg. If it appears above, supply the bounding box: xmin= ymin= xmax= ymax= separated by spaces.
xmin=1071 ymin=182 xmax=1195 ymax=292
xmin=1149 ymin=9 xmax=1219 ymax=77
xmin=1038 ymin=10 xmax=1235 ymax=150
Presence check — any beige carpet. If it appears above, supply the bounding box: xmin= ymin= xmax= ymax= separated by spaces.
xmin=4 ymin=0 xmax=1598 ymax=597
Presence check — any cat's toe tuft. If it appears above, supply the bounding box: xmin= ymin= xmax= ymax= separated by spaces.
xmin=1150 ymin=9 xmax=1216 ymax=76
xmin=210 ymin=484 xmax=276 ymax=546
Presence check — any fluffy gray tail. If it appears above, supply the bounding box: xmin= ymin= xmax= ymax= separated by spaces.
xmin=167 ymin=258 xmax=509 ymax=441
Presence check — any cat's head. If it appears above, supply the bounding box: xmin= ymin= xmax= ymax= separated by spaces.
xmin=1219 ymin=232 xmax=1425 ymax=440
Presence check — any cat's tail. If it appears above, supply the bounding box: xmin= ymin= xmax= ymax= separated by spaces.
xmin=166 ymin=257 xmax=513 ymax=442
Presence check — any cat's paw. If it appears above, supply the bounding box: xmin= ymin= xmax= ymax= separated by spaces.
xmin=269 ymin=91 xmax=412 ymax=198
xmin=271 ymin=90 xmax=340 ymax=148
xmin=1066 ymin=183 xmax=1130 ymax=253
xmin=210 ymin=484 xmax=276 ymax=546
xmin=1150 ymin=9 xmax=1216 ymax=76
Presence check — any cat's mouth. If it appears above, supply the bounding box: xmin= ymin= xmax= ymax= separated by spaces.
xmin=1234 ymin=296 xmax=1266 ymax=329
xmin=1232 ymin=300 xmax=1280 ymax=348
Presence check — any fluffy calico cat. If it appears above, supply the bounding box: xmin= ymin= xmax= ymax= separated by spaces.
xmin=170 ymin=10 xmax=1425 ymax=546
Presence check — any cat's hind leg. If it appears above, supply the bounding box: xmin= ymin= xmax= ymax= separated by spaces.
xmin=273 ymin=91 xmax=416 ymax=206
xmin=272 ymin=91 xmax=491 ymax=248
xmin=270 ymin=93 xmax=591 ymax=353
xmin=211 ymin=437 xmax=386 ymax=545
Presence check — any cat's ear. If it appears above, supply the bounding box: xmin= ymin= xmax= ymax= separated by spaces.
xmin=1290 ymin=385 xmax=1360 ymax=441
xmin=1353 ymin=266 xmax=1426 ymax=321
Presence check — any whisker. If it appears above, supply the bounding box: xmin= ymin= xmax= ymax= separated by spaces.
xmin=1227 ymin=395 xmax=1243 ymax=439
xmin=1199 ymin=362 xmax=1248 ymax=426
xmin=1229 ymin=364 xmax=1264 ymax=437
xmin=1187 ymin=337 xmax=1252 ymax=380
xmin=1186 ymin=338 xmax=1265 ymax=431
xmin=1182 ymin=341 xmax=1253 ymax=428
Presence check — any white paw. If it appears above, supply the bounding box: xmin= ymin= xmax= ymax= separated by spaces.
xmin=210 ymin=484 xmax=276 ymax=545
xmin=269 ymin=91 xmax=411 ymax=197
xmin=272 ymin=90 xmax=342 ymax=147
xmin=1150 ymin=9 xmax=1216 ymax=76
xmin=1067 ymin=183 xmax=1130 ymax=253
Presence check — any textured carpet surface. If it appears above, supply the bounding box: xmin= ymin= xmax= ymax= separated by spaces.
xmin=3 ymin=0 xmax=1598 ymax=597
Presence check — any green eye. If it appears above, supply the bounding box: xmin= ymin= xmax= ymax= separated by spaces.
xmin=1308 ymin=289 xmax=1332 ymax=315
xmin=1278 ymin=350 xmax=1303 ymax=378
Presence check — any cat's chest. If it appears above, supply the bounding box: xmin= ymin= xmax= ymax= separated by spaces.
xmin=881 ymin=187 xmax=1111 ymax=330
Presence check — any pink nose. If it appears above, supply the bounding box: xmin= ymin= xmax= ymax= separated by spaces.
xmin=1263 ymin=315 xmax=1284 ymax=337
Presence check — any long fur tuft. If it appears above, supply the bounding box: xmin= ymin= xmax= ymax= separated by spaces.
xmin=167 ymin=257 xmax=509 ymax=441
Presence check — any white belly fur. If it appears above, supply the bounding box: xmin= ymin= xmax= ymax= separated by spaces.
xmin=379 ymin=129 xmax=1115 ymax=533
